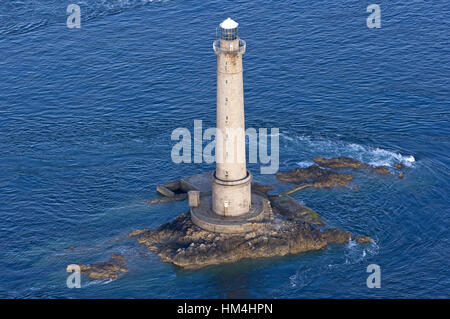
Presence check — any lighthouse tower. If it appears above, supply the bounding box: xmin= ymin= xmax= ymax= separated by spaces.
xmin=188 ymin=19 xmax=269 ymax=233
xmin=212 ymin=18 xmax=252 ymax=217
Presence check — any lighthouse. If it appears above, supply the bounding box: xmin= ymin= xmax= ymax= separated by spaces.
xmin=212 ymin=18 xmax=252 ymax=217
xmin=188 ymin=18 xmax=270 ymax=233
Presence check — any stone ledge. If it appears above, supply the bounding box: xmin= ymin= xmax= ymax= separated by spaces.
xmin=190 ymin=194 xmax=270 ymax=234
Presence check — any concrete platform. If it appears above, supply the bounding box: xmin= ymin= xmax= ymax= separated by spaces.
xmin=157 ymin=171 xmax=213 ymax=196
xmin=191 ymin=194 xmax=272 ymax=233
xmin=157 ymin=171 xmax=273 ymax=233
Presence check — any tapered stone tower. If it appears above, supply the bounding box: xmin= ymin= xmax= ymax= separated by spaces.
xmin=212 ymin=18 xmax=252 ymax=217
xmin=188 ymin=19 xmax=270 ymax=233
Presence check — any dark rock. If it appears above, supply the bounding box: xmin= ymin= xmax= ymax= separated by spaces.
xmin=79 ymin=254 xmax=128 ymax=280
xmin=373 ymin=166 xmax=390 ymax=175
xmin=128 ymin=229 xmax=150 ymax=237
xmin=315 ymin=157 xmax=401 ymax=176
xmin=276 ymin=164 xmax=353 ymax=188
xmin=355 ymin=236 xmax=372 ymax=244
xmin=271 ymin=196 xmax=324 ymax=226
xmin=322 ymin=228 xmax=352 ymax=244
xmin=314 ymin=156 xmax=370 ymax=169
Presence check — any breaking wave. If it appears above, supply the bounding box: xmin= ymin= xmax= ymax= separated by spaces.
xmin=281 ymin=133 xmax=416 ymax=168
xmin=289 ymin=239 xmax=380 ymax=289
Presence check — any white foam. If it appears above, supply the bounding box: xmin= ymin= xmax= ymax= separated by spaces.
xmin=83 ymin=278 xmax=115 ymax=287
xmin=296 ymin=161 xmax=314 ymax=168
xmin=281 ymin=134 xmax=416 ymax=168
xmin=279 ymin=132 xmax=293 ymax=141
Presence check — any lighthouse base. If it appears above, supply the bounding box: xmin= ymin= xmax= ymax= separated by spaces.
xmin=191 ymin=194 xmax=272 ymax=234
xmin=212 ymin=171 xmax=252 ymax=216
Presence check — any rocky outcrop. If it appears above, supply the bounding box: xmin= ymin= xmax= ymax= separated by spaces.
xmin=355 ymin=236 xmax=372 ymax=244
xmin=314 ymin=157 xmax=370 ymax=169
xmin=79 ymin=156 xmax=387 ymax=274
xmin=322 ymin=229 xmax=373 ymax=244
xmin=314 ymin=156 xmax=396 ymax=176
xmin=128 ymin=229 xmax=150 ymax=237
xmin=270 ymin=195 xmax=324 ymax=226
xmin=276 ymin=164 xmax=353 ymax=188
xmin=373 ymin=166 xmax=389 ymax=175
xmin=134 ymin=212 xmax=327 ymax=269
xmin=131 ymin=211 xmax=373 ymax=269
xmin=322 ymin=228 xmax=352 ymax=244
xmin=79 ymin=254 xmax=128 ymax=280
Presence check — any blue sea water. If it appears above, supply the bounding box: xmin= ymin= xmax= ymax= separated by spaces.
xmin=0 ymin=0 xmax=449 ymax=298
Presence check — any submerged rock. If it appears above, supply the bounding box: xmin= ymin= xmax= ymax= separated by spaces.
xmin=147 ymin=194 xmax=187 ymax=204
xmin=355 ymin=236 xmax=372 ymax=244
xmin=270 ymin=195 xmax=324 ymax=226
xmin=398 ymin=172 xmax=404 ymax=179
xmin=315 ymin=157 xmax=396 ymax=176
xmin=79 ymin=254 xmax=128 ymax=280
xmin=373 ymin=166 xmax=390 ymax=175
xmin=128 ymin=229 xmax=150 ymax=237
xmin=322 ymin=228 xmax=352 ymax=244
xmin=394 ymin=162 xmax=405 ymax=169
xmin=314 ymin=156 xmax=370 ymax=169
xmin=276 ymin=164 xmax=353 ymax=188
xmin=321 ymin=229 xmax=373 ymax=244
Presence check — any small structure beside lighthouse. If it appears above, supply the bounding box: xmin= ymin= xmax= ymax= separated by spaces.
xmin=212 ymin=18 xmax=252 ymax=217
